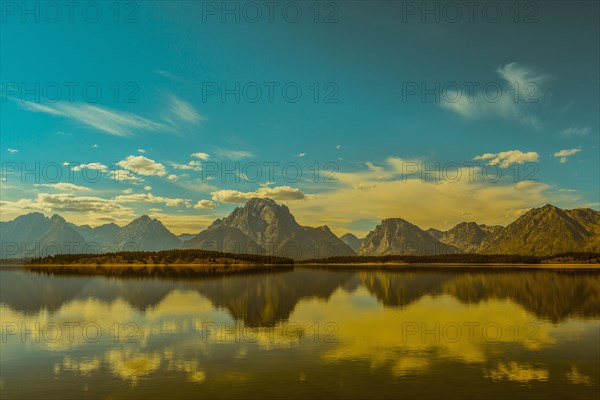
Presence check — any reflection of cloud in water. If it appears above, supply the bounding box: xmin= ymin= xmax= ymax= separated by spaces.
xmin=484 ymin=362 xmax=549 ymax=383
xmin=106 ymin=349 xmax=162 ymax=384
xmin=2 ymin=274 xmax=598 ymax=389
xmin=391 ymin=357 xmax=430 ymax=377
xmin=168 ymin=359 xmax=206 ymax=383
xmin=57 ymin=356 xmax=101 ymax=377
xmin=566 ymin=365 xmax=595 ymax=386
xmin=290 ymin=288 xmax=562 ymax=376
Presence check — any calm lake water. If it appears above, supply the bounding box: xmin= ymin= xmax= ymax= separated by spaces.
xmin=1 ymin=266 xmax=599 ymax=399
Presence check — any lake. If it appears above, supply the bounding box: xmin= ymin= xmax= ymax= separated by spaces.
xmin=1 ymin=266 xmax=598 ymax=399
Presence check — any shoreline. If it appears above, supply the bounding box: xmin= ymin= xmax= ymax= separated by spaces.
xmin=23 ymin=263 xmax=294 ymax=277
xmin=297 ymin=262 xmax=600 ymax=270
xmin=14 ymin=261 xmax=600 ymax=276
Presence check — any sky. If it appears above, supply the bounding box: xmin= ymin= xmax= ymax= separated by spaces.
xmin=1 ymin=1 xmax=599 ymax=236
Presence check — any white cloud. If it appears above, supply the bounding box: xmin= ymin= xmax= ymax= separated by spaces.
xmin=116 ymin=155 xmax=167 ymax=177
xmin=190 ymin=152 xmax=210 ymax=161
xmin=440 ymin=62 xmax=549 ymax=129
xmin=154 ymin=69 xmax=177 ymax=79
xmin=284 ymin=157 xmax=581 ymax=236
xmin=560 ymin=126 xmax=590 ymax=137
xmin=7 ymin=148 xmax=18 ymax=153
xmin=137 ymin=149 xmax=146 ymax=153
xmin=496 ymin=62 xmax=550 ymax=89
xmin=353 ymin=183 xmax=377 ymax=190
xmin=19 ymin=100 xmax=168 ymax=137
xmin=171 ymin=161 xmax=202 ymax=171
xmin=70 ymin=162 xmax=108 ymax=172
xmin=553 ymin=148 xmax=581 ymax=163
xmin=35 ymin=183 xmax=92 ymax=192
xmin=214 ymin=149 xmax=254 ymax=160
xmin=3 ymin=193 xmax=131 ymax=214
xmin=474 ymin=150 xmax=539 ymax=168
xmin=144 ymin=186 xmax=152 ymax=191
xmin=15 ymin=93 xmax=201 ymax=137
xmin=211 ymin=186 xmax=306 ymax=204
xmin=110 ymin=169 xmax=141 ymax=183
xmin=260 ymin=181 xmax=275 ymax=187
xmin=194 ymin=199 xmax=216 ymax=209
xmin=91 ymin=144 xmax=99 ymax=148
xmin=167 ymin=95 xmax=203 ymax=123
xmin=114 ymin=193 xmax=191 ymax=208
xmin=336 ymin=145 xmax=342 ymax=149
xmin=296 ymin=153 xmax=306 ymax=157
xmin=167 ymin=174 xmax=178 ymax=181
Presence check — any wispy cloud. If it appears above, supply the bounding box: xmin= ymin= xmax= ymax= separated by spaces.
xmin=19 ymin=100 xmax=168 ymax=137
xmin=440 ymin=62 xmax=550 ymax=129
xmin=154 ymin=69 xmax=178 ymax=79
xmin=34 ymin=183 xmax=92 ymax=192
xmin=6 ymin=148 xmax=18 ymax=153
xmin=560 ymin=126 xmax=591 ymax=137
xmin=167 ymin=94 xmax=203 ymax=123
xmin=496 ymin=62 xmax=551 ymax=89
xmin=171 ymin=160 xmax=202 ymax=171
xmin=214 ymin=149 xmax=254 ymax=160
xmin=114 ymin=192 xmax=191 ymax=207
xmin=14 ymin=93 xmax=202 ymax=137
xmin=285 ymin=156 xmax=581 ymax=236
xmin=1 ymin=193 xmax=132 ymax=214
xmin=553 ymin=148 xmax=581 ymax=163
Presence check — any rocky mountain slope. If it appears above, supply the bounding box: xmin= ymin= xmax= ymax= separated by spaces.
xmin=184 ymin=198 xmax=355 ymax=260
xmin=357 ymin=218 xmax=458 ymax=256
xmin=439 ymin=222 xmax=488 ymax=253
xmin=0 ymin=213 xmax=87 ymax=258
xmin=340 ymin=233 xmax=364 ymax=252
xmin=479 ymin=205 xmax=600 ymax=255
xmin=110 ymin=215 xmax=181 ymax=252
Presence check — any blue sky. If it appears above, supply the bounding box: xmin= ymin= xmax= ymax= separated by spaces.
xmin=1 ymin=1 xmax=598 ymax=235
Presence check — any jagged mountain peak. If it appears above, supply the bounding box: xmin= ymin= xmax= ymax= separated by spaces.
xmin=132 ymin=214 xmax=153 ymax=222
xmin=479 ymin=206 xmax=599 ymax=255
xmin=50 ymin=214 xmax=67 ymax=222
xmin=187 ymin=198 xmax=355 ymax=260
xmin=439 ymin=222 xmax=488 ymax=253
xmin=14 ymin=212 xmax=46 ymax=222
xmin=358 ymin=218 xmax=457 ymax=256
xmin=224 ymin=197 xmax=298 ymax=230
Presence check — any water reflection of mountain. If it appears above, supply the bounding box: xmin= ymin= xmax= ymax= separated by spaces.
xmin=359 ymin=270 xmax=600 ymax=322
xmin=0 ymin=268 xmax=358 ymax=326
xmin=1 ymin=268 xmax=598 ymax=325
xmin=441 ymin=271 xmax=600 ymax=322
xmin=0 ymin=270 xmax=176 ymax=314
xmin=185 ymin=268 xmax=358 ymax=326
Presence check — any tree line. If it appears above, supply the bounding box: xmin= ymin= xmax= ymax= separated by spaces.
xmin=28 ymin=249 xmax=293 ymax=265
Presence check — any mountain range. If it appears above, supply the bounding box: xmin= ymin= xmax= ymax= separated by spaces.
xmin=1 ymin=199 xmax=598 ymax=259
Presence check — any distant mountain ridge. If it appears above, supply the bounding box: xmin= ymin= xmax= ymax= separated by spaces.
xmin=340 ymin=233 xmax=364 ymax=252
xmin=1 ymin=213 xmax=87 ymax=258
xmin=439 ymin=222 xmax=488 ymax=253
xmin=358 ymin=218 xmax=458 ymax=256
xmin=1 ymin=202 xmax=599 ymax=259
xmin=478 ymin=204 xmax=600 ymax=256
